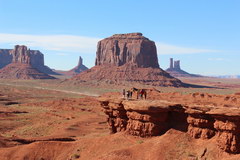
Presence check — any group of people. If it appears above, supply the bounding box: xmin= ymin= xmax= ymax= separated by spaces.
xmin=123 ymin=89 xmax=133 ymax=99
xmin=122 ymin=88 xmax=147 ymax=100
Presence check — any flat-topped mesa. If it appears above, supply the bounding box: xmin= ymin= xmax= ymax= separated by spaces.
xmin=95 ymin=32 xmax=159 ymax=68
xmin=110 ymin=32 xmax=146 ymax=40
xmin=10 ymin=45 xmax=31 ymax=64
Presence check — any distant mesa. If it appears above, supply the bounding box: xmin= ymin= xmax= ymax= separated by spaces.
xmin=216 ymin=75 xmax=240 ymax=79
xmin=165 ymin=58 xmax=203 ymax=78
xmin=0 ymin=45 xmax=55 ymax=79
xmin=0 ymin=49 xmax=12 ymax=69
xmin=71 ymin=33 xmax=185 ymax=87
xmin=54 ymin=56 xmax=88 ymax=76
xmin=0 ymin=46 xmax=59 ymax=75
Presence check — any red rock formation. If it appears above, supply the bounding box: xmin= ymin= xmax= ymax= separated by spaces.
xmin=55 ymin=56 xmax=88 ymax=76
xmin=0 ymin=49 xmax=12 ymax=69
xmin=0 ymin=45 xmax=55 ymax=79
xmin=173 ymin=60 xmax=181 ymax=70
xmin=72 ymin=33 xmax=184 ymax=87
xmin=166 ymin=58 xmax=203 ymax=77
xmin=0 ymin=46 xmax=58 ymax=75
xmin=170 ymin=58 xmax=173 ymax=69
xmin=95 ymin=33 xmax=159 ymax=68
xmin=99 ymin=92 xmax=240 ymax=154
xmin=10 ymin=45 xmax=31 ymax=64
xmin=0 ymin=63 xmax=55 ymax=79
xmin=29 ymin=50 xmax=59 ymax=75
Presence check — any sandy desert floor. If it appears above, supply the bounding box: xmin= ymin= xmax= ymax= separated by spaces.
xmin=0 ymin=77 xmax=240 ymax=160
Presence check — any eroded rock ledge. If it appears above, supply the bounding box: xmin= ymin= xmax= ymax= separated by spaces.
xmin=99 ymin=97 xmax=240 ymax=154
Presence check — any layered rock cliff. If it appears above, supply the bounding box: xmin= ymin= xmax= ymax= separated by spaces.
xmin=10 ymin=45 xmax=31 ymax=64
xmin=95 ymin=33 xmax=159 ymax=68
xmin=0 ymin=49 xmax=12 ymax=69
xmin=99 ymin=92 xmax=240 ymax=154
xmin=72 ymin=33 xmax=184 ymax=87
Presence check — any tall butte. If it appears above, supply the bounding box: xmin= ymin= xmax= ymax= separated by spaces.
xmin=0 ymin=45 xmax=55 ymax=79
xmin=71 ymin=33 xmax=184 ymax=86
xmin=54 ymin=56 xmax=88 ymax=76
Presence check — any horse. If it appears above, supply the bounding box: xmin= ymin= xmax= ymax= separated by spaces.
xmin=131 ymin=87 xmax=147 ymax=99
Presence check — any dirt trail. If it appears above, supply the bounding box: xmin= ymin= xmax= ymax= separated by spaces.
xmin=0 ymin=82 xmax=99 ymax=97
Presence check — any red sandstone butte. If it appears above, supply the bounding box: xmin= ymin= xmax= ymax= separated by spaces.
xmin=0 ymin=45 xmax=55 ymax=79
xmin=72 ymin=33 xmax=184 ymax=87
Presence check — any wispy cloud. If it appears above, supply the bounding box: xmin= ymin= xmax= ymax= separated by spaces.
xmin=55 ymin=53 xmax=69 ymax=56
xmin=156 ymin=42 xmax=219 ymax=55
xmin=0 ymin=33 xmax=220 ymax=55
xmin=207 ymin=58 xmax=230 ymax=61
xmin=0 ymin=33 xmax=100 ymax=53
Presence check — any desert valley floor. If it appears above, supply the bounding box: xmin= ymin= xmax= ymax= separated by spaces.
xmin=0 ymin=77 xmax=240 ymax=160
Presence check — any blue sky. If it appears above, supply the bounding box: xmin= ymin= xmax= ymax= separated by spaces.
xmin=0 ymin=0 xmax=239 ymax=75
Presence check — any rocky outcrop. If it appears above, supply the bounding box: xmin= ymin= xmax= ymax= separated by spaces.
xmin=166 ymin=58 xmax=202 ymax=77
xmin=0 ymin=49 xmax=12 ymax=69
xmin=95 ymin=33 xmax=159 ymax=68
xmin=10 ymin=45 xmax=31 ymax=64
xmin=0 ymin=45 xmax=55 ymax=79
xmin=29 ymin=50 xmax=59 ymax=75
xmin=72 ymin=33 xmax=185 ymax=87
xmin=99 ymin=93 xmax=240 ymax=154
xmin=0 ymin=46 xmax=58 ymax=75
xmin=55 ymin=56 xmax=88 ymax=76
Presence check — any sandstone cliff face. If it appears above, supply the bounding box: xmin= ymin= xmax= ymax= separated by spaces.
xmin=0 ymin=49 xmax=12 ymax=69
xmin=99 ymin=92 xmax=240 ymax=154
xmin=72 ymin=33 xmax=184 ymax=87
xmin=95 ymin=33 xmax=159 ymax=68
xmin=10 ymin=45 xmax=31 ymax=64
xmin=29 ymin=50 xmax=58 ymax=75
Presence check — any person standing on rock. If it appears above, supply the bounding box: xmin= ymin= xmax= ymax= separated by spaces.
xmin=122 ymin=89 xmax=126 ymax=99
xmin=126 ymin=90 xmax=130 ymax=99
xmin=129 ymin=90 xmax=132 ymax=99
